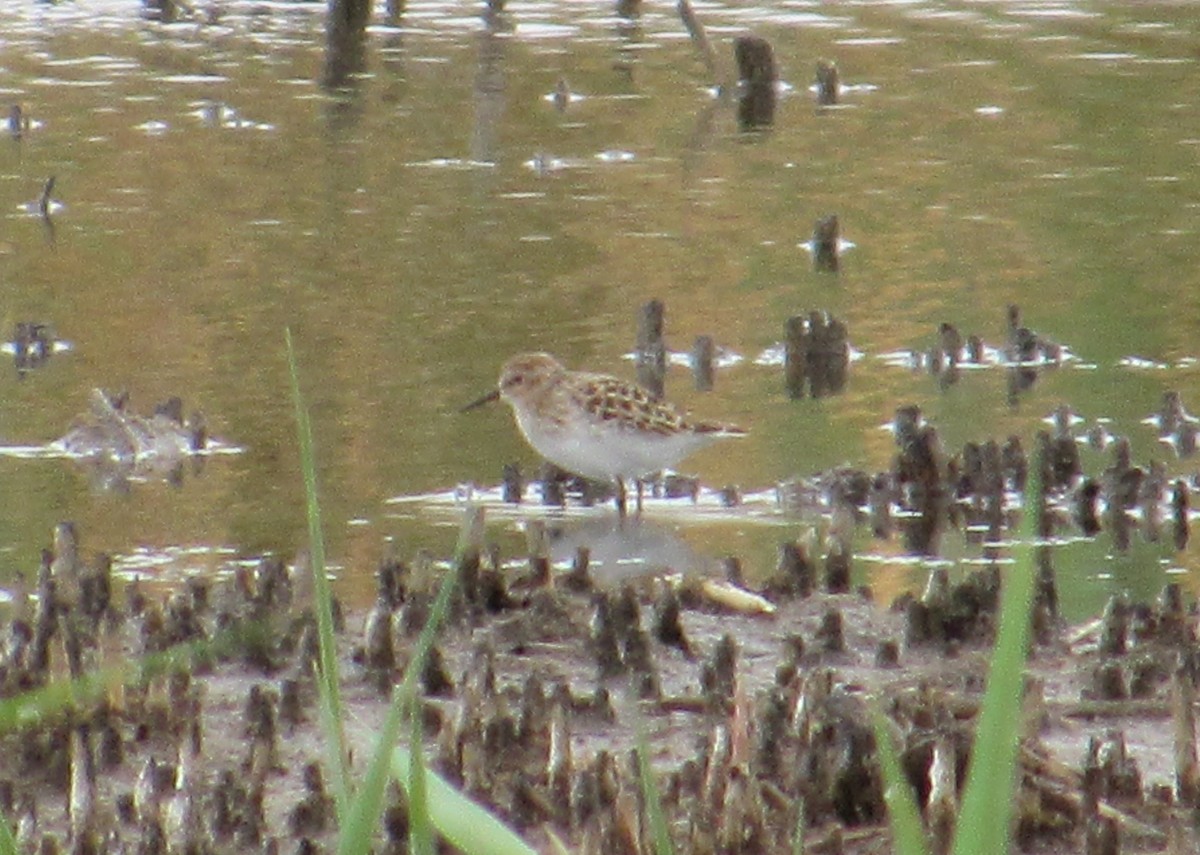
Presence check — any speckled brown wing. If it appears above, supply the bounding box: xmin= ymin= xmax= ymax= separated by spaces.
xmin=573 ymin=375 xmax=690 ymax=436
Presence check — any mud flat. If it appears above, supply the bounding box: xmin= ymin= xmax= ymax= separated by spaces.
xmin=2 ymin=511 xmax=1198 ymax=855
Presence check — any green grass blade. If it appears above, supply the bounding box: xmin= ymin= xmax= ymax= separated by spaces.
xmin=406 ymin=697 xmax=434 ymax=855
xmin=634 ymin=720 xmax=675 ymax=855
xmin=386 ymin=507 xmax=534 ymax=855
xmin=286 ymin=327 xmax=351 ymax=818
xmin=791 ymin=796 xmax=805 ymax=855
xmin=0 ymin=671 xmax=103 ymax=731
xmin=391 ymin=749 xmax=538 ymax=855
xmin=340 ymin=507 xmax=481 ymax=855
xmin=545 ymin=828 xmax=573 ymax=855
xmin=336 ymin=684 xmax=405 ymax=855
xmin=873 ymin=710 xmax=928 ymax=855
xmin=402 ymin=507 xmax=480 ymax=855
xmin=0 ymin=621 xmax=265 ymax=729
xmin=0 ymin=803 xmax=15 ymax=855
xmin=952 ymin=466 xmax=1041 ymax=855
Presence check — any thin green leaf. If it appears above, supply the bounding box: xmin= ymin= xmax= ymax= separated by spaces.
xmin=0 ymin=802 xmax=16 ymax=855
xmin=402 ymin=507 xmax=480 ymax=855
xmin=286 ymin=327 xmax=350 ymax=818
xmin=634 ymin=721 xmax=675 ymax=855
xmin=391 ymin=749 xmax=538 ymax=855
xmin=340 ymin=507 xmax=479 ymax=855
xmin=872 ymin=710 xmax=929 ymax=855
xmin=387 ymin=508 xmax=533 ymax=855
xmin=407 ymin=698 xmax=433 ymax=855
xmin=336 ymin=685 xmax=405 ymax=855
xmin=545 ymin=827 xmax=573 ymax=855
xmin=0 ymin=623 xmax=263 ymax=730
xmin=791 ymin=796 xmax=805 ymax=855
xmin=953 ymin=465 xmax=1041 ymax=855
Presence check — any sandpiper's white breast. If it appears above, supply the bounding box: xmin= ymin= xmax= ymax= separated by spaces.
xmin=513 ymin=401 xmax=720 ymax=481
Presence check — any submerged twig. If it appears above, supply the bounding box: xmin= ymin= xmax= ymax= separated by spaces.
xmin=676 ymin=0 xmax=729 ymax=92
xmin=38 ymin=176 xmax=55 ymax=218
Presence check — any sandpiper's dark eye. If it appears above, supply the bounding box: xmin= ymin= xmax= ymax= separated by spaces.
xmin=504 ymin=373 xmax=523 ymax=388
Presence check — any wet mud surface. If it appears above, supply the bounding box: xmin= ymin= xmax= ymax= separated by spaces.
xmin=4 ymin=512 xmax=1200 ymax=854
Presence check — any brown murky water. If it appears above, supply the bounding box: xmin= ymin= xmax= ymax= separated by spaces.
xmin=1 ymin=0 xmax=1199 ymax=620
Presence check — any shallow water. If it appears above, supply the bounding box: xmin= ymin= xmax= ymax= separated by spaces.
xmin=1 ymin=0 xmax=1198 ymax=619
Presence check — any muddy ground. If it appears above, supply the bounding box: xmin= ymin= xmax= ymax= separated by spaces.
xmin=2 ymin=510 xmax=1198 ymax=855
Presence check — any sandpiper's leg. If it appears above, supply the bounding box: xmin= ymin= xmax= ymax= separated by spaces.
xmin=615 ymin=478 xmax=627 ymax=516
xmin=636 ymin=479 xmax=644 ymax=513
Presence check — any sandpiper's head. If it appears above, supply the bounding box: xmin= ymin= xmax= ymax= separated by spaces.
xmin=460 ymin=352 xmax=567 ymax=413
xmin=497 ymin=352 xmax=566 ymax=405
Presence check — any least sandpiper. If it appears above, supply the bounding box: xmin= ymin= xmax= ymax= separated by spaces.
xmin=463 ymin=352 xmax=747 ymax=512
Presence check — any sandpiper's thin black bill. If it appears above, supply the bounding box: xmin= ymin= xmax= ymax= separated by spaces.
xmin=460 ymin=388 xmax=500 ymax=412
